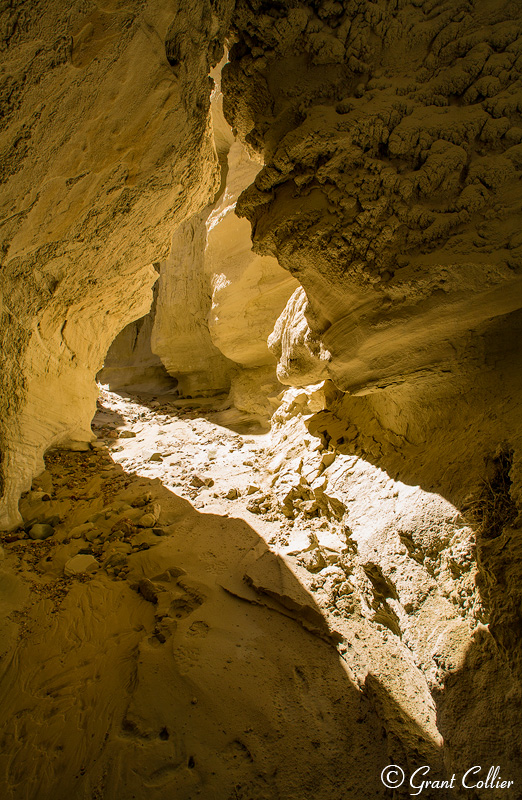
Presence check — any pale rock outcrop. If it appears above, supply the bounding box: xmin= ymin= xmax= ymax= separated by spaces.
xmin=131 ymin=62 xmax=298 ymax=410
xmin=207 ymin=142 xmax=299 ymax=369
xmin=0 ymin=0 xmax=234 ymax=528
xmin=268 ymin=286 xmax=330 ymax=386
xmin=225 ymin=0 xmax=522 ymax=392
xmin=151 ymin=212 xmax=236 ymax=397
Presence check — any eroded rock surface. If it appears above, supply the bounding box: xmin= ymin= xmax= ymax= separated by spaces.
xmin=0 ymin=0 xmax=234 ymax=529
xmin=2 ymin=1 xmax=522 ymax=797
xmin=221 ymin=0 xmax=522 ymax=697
xmin=225 ymin=0 xmax=522 ymax=389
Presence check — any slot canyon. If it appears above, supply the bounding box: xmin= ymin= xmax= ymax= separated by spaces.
xmin=1 ymin=1 xmax=522 ymax=798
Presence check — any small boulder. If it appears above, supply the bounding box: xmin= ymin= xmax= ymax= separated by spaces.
xmin=149 ymin=453 xmax=163 ymax=462
xmin=65 ymin=441 xmax=91 ymax=451
xmin=119 ymin=430 xmax=137 ymax=439
xmin=131 ymin=492 xmax=152 ymax=507
xmin=190 ymin=475 xmax=214 ymax=488
xmin=131 ymin=578 xmax=161 ymax=604
xmin=225 ymin=488 xmax=239 ymax=500
xmin=69 ymin=523 xmax=96 ymax=540
xmin=64 ymin=554 xmax=99 ymax=576
xmin=138 ymin=513 xmax=157 ymax=528
xmin=28 ymin=523 xmax=54 ymax=540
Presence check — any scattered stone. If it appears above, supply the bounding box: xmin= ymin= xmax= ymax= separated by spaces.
xmin=243 ymin=460 xmax=254 ymax=467
xmin=149 ymin=453 xmax=163 ymax=462
xmin=119 ymin=430 xmax=137 ymax=438
xmin=103 ymin=552 xmax=128 ymax=569
xmin=28 ymin=523 xmax=54 ymax=540
xmin=131 ymin=492 xmax=152 ymax=507
xmin=153 ymin=528 xmax=167 ymax=537
xmin=246 ymin=496 xmax=270 ymax=514
xmin=299 ymin=548 xmax=327 ymax=573
xmin=321 ymin=452 xmax=336 ymax=468
xmin=103 ymin=541 xmax=132 ymax=557
xmin=3 ymin=533 xmax=24 ymax=543
xmin=32 ymin=469 xmax=54 ymax=495
xmin=111 ymin=518 xmax=136 ymax=537
xmin=145 ymin=502 xmax=161 ymax=519
xmin=246 ymin=485 xmax=260 ymax=495
xmin=64 ymin=554 xmax=99 ymax=576
xmin=69 ymin=523 xmax=96 ymax=539
xmin=190 ymin=475 xmax=214 ymax=488
xmin=132 ymin=530 xmax=157 ymax=547
xmin=225 ymin=488 xmax=239 ymax=500
xmin=138 ymin=513 xmax=157 ymax=528
xmin=131 ymin=578 xmax=161 ymax=604
xmin=28 ymin=491 xmax=51 ymax=503
xmin=301 ymin=500 xmax=320 ymax=518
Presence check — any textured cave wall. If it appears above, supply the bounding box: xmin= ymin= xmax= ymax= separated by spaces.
xmin=221 ymin=4 xmax=522 ymax=510
xmin=0 ymin=0 xmax=234 ymax=529
xmin=221 ymin=0 xmax=522 ymax=685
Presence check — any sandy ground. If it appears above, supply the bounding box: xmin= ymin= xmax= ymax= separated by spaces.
xmin=1 ymin=388 xmax=519 ymax=800
xmin=0 ymin=389 xmax=392 ymax=800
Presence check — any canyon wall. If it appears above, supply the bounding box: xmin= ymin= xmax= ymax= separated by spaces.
xmin=0 ymin=0 xmax=234 ymax=529
xmin=219 ymin=0 xmax=522 ymax=690
xmin=222 ymin=0 xmax=522 ymax=493
xmin=102 ymin=62 xmax=299 ymax=416
xmin=1 ymin=0 xmax=522 ymax=794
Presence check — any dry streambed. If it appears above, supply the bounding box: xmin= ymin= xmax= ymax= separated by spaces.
xmin=0 ymin=387 xmax=518 ymax=799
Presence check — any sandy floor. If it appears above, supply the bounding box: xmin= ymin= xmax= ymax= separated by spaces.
xmin=0 ymin=389 xmax=393 ymax=800
xmin=1 ymin=388 xmax=516 ymax=799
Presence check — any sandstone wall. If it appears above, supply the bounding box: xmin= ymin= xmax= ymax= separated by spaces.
xmin=222 ymin=1 xmax=522 ymax=519
xmin=0 ymin=0 xmax=234 ymax=529
xmin=221 ymin=0 xmax=522 ymax=687
xmin=116 ymin=61 xmax=299 ymax=413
